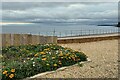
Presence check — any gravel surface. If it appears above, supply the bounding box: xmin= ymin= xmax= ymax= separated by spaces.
xmin=35 ymin=39 xmax=119 ymax=78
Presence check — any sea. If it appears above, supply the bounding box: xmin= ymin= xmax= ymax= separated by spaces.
xmin=2 ymin=23 xmax=119 ymax=37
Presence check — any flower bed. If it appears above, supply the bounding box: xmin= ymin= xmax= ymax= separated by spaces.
xmin=1 ymin=44 xmax=87 ymax=80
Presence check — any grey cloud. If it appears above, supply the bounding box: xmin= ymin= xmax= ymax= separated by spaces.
xmin=2 ymin=2 xmax=72 ymax=10
xmin=1 ymin=2 xmax=118 ymax=25
xmin=2 ymin=2 xmax=116 ymax=10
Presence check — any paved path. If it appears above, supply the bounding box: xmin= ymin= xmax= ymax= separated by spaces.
xmin=58 ymin=33 xmax=119 ymax=40
xmin=35 ymin=39 xmax=119 ymax=78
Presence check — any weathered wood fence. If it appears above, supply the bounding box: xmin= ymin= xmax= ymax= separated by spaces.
xmin=1 ymin=34 xmax=57 ymax=47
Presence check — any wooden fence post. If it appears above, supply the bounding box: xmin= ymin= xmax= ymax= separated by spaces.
xmin=0 ymin=34 xmax=2 ymax=47
xmin=5 ymin=34 xmax=11 ymax=46
xmin=22 ymin=34 xmax=28 ymax=45
xmin=27 ymin=34 xmax=32 ymax=45
xmin=2 ymin=34 xmax=5 ymax=47
xmin=13 ymin=34 xmax=21 ymax=46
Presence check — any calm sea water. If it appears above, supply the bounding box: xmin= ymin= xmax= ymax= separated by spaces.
xmin=2 ymin=23 xmax=119 ymax=37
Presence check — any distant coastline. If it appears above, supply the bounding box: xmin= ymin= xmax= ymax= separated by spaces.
xmin=97 ymin=24 xmax=116 ymax=26
xmin=98 ymin=23 xmax=119 ymax=27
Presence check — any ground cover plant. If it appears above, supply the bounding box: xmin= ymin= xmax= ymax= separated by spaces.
xmin=1 ymin=44 xmax=87 ymax=80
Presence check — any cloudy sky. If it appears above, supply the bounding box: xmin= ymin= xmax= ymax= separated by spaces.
xmin=1 ymin=2 xmax=119 ymax=25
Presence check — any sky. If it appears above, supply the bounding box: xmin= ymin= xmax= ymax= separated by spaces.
xmin=1 ymin=0 xmax=119 ymax=2
xmin=1 ymin=2 xmax=119 ymax=25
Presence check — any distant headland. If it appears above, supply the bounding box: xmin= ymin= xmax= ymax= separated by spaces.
xmin=97 ymin=22 xmax=120 ymax=27
xmin=117 ymin=22 xmax=120 ymax=27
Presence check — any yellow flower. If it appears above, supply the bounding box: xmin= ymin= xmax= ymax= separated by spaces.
xmin=48 ymin=48 xmax=50 ymax=50
xmin=58 ymin=53 xmax=63 ymax=56
xmin=44 ymin=49 xmax=47 ymax=51
xmin=59 ymin=62 xmax=62 ymax=64
xmin=42 ymin=58 xmax=47 ymax=61
xmin=34 ymin=53 xmax=39 ymax=57
xmin=44 ymin=48 xmax=50 ymax=51
xmin=3 ymin=70 xmax=7 ymax=74
xmin=66 ymin=54 xmax=69 ymax=56
xmin=9 ymin=74 xmax=14 ymax=78
xmin=27 ymin=58 xmax=30 ymax=60
xmin=59 ymin=61 xmax=61 ymax=62
xmin=42 ymin=55 xmax=46 ymax=58
xmin=6 ymin=74 xmax=8 ymax=76
xmin=69 ymin=57 xmax=71 ymax=59
xmin=11 ymin=69 xmax=15 ymax=73
xmin=54 ymin=64 xmax=57 ymax=67
xmin=0 ymin=55 xmax=3 ymax=58
xmin=40 ymin=52 xmax=46 ymax=55
xmin=46 ymin=63 xmax=50 ymax=66
xmin=61 ymin=57 xmax=64 ymax=59
xmin=52 ymin=57 xmax=55 ymax=59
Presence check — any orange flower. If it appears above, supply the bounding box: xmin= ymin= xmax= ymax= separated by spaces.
xmin=40 ymin=52 xmax=46 ymax=55
xmin=42 ymin=58 xmax=47 ymax=61
xmin=2 ymin=70 xmax=7 ymax=74
xmin=34 ymin=53 xmax=39 ymax=57
xmin=66 ymin=54 xmax=69 ymax=56
xmin=9 ymin=74 xmax=14 ymax=78
xmin=11 ymin=69 xmax=15 ymax=72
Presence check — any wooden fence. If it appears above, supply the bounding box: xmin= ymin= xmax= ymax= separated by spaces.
xmin=1 ymin=34 xmax=57 ymax=47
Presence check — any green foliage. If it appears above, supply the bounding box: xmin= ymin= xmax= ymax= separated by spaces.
xmin=1 ymin=44 xmax=87 ymax=80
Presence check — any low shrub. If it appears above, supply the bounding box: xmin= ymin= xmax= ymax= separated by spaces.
xmin=1 ymin=44 xmax=87 ymax=80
